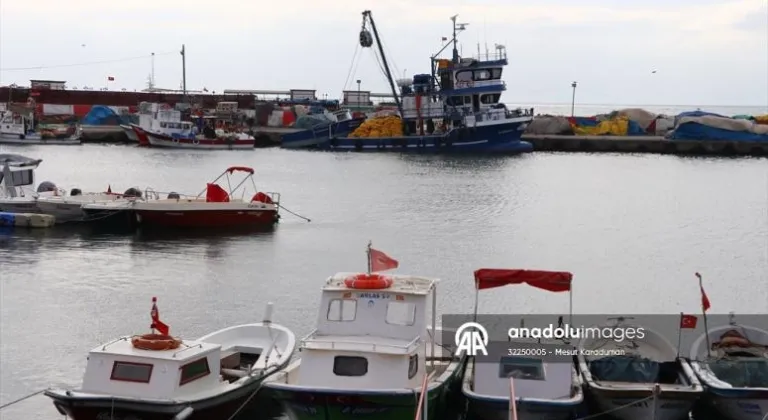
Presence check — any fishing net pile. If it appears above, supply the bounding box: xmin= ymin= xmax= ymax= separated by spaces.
xmin=349 ymin=116 xmax=403 ymax=138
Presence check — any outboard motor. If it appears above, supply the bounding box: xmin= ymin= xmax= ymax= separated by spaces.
xmin=37 ymin=181 xmax=57 ymax=193
xmin=70 ymin=188 xmax=82 ymax=196
xmin=167 ymin=192 xmax=180 ymax=199
xmin=123 ymin=187 xmax=143 ymax=198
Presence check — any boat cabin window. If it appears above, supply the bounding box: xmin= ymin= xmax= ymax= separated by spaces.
xmin=491 ymin=68 xmax=502 ymax=79
xmin=327 ymin=299 xmax=357 ymax=321
xmin=110 ymin=361 xmax=153 ymax=383
xmin=498 ymin=356 xmax=546 ymax=380
xmin=333 ymin=356 xmax=368 ymax=376
xmin=474 ymin=70 xmax=492 ymax=80
xmin=179 ymin=357 xmax=211 ymax=385
xmin=480 ymin=94 xmax=501 ymax=105
xmin=385 ymin=301 xmax=416 ymax=326
xmin=408 ymin=354 xmax=418 ymax=379
xmin=0 ymin=169 xmax=34 ymax=187
xmin=455 ymin=71 xmax=473 ymax=83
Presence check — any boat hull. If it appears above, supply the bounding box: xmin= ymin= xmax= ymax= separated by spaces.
xmin=464 ymin=397 xmax=582 ymax=420
xmin=280 ymin=118 xmax=365 ymax=149
xmin=0 ymin=132 xmax=80 ymax=145
xmin=317 ymin=118 xmax=533 ymax=154
xmin=584 ymin=386 xmax=699 ymax=420
xmin=131 ymin=124 xmax=150 ymax=147
xmin=694 ymin=393 xmax=768 ymax=420
xmin=267 ymin=359 xmax=465 ymax=420
xmin=81 ymin=206 xmax=138 ymax=230
xmin=0 ymin=199 xmax=40 ymax=213
xmin=146 ymin=131 xmax=255 ymax=150
xmin=134 ymin=208 xmax=279 ymax=228
xmin=46 ymin=375 xmax=272 ymax=420
xmin=120 ymin=124 xmax=139 ymax=142
xmin=35 ymin=201 xmax=85 ymax=223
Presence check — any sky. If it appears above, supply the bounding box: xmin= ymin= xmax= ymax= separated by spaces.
xmin=0 ymin=0 xmax=767 ymax=107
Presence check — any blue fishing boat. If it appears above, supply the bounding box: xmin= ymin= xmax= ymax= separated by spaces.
xmin=281 ymin=110 xmax=365 ymax=149
xmin=283 ymin=11 xmax=534 ymax=153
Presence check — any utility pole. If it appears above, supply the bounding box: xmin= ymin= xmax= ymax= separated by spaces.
xmin=571 ymin=81 xmax=578 ymax=117
xmin=151 ymin=52 xmax=155 ymax=89
xmin=181 ymin=44 xmax=187 ymax=100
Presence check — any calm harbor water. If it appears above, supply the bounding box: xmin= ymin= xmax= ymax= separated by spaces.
xmin=0 ymin=144 xmax=766 ymax=419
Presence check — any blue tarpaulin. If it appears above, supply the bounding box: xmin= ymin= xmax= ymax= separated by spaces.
xmin=671 ymin=122 xmax=768 ymax=142
xmin=81 ymin=105 xmax=131 ymax=125
xmin=674 ymin=110 xmax=728 ymax=126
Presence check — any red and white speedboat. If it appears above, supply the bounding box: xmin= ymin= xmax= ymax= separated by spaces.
xmin=131 ymin=166 xmax=280 ymax=228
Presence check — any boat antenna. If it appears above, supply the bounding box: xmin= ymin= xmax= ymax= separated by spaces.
xmin=430 ymin=16 xmax=468 ymax=83
xmin=360 ymin=11 xmax=402 ymax=119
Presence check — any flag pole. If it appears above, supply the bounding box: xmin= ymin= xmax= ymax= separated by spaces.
xmin=366 ymin=241 xmax=372 ymax=274
xmin=696 ymin=272 xmax=711 ymax=358
xmin=676 ymin=312 xmax=683 ymax=359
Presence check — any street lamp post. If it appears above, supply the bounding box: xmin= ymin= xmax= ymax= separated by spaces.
xmin=356 ymin=80 xmax=361 ymax=111
xmin=571 ymin=81 xmax=577 ymax=117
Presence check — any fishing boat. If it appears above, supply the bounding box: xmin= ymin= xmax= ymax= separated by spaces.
xmin=0 ymin=104 xmax=80 ymax=145
xmin=0 ymin=154 xmax=61 ymax=213
xmin=305 ymin=11 xmax=533 ymax=153
xmin=688 ymin=312 xmax=768 ymax=420
xmin=144 ymin=113 xmax=256 ymax=150
xmin=263 ymin=243 xmax=465 ymax=420
xmin=577 ymin=317 xmax=703 ymax=420
xmin=82 ymin=167 xmax=280 ymax=229
xmin=45 ymin=298 xmax=296 ymax=420
xmin=120 ymin=124 xmax=138 ymax=142
xmin=462 ymin=268 xmax=584 ymax=420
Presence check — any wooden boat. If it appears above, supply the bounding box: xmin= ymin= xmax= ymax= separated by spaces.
xmin=688 ymin=313 xmax=768 ymax=420
xmin=462 ymin=268 xmax=584 ymax=420
xmin=45 ymin=299 xmax=296 ymax=420
xmin=0 ymin=105 xmax=80 ymax=145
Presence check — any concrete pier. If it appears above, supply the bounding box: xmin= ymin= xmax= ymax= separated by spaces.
xmin=521 ymin=135 xmax=768 ymax=156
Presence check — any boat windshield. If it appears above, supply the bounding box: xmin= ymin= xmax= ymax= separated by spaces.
xmin=498 ymin=356 xmax=546 ymax=380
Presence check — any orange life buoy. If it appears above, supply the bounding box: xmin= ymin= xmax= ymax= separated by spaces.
xmin=131 ymin=334 xmax=182 ymax=351
xmin=344 ymin=273 xmax=393 ymax=289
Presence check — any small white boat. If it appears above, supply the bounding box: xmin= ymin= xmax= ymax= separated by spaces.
xmin=36 ymin=190 xmax=123 ymax=223
xmin=263 ymin=265 xmax=465 ymax=420
xmin=577 ymin=317 xmax=703 ymax=420
xmin=688 ymin=313 xmax=768 ymax=420
xmin=462 ymin=268 xmax=584 ymax=420
xmin=120 ymin=124 xmax=138 ymax=142
xmin=0 ymin=105 xmax=80 ymax=145
xmin=0 ymin=154 xmax=59 ymax=213
xmin=45 ymin=299 xmax=296 ymax=420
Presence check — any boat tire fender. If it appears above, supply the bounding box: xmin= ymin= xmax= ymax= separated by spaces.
xmin=172 ymin=137 xmax=179 ymax=143
xmin=344 ymin=273 xmax=393 ymax=289
xmin=131 ymin=333 xmax=182 ymax=350
xmin=193 ymin=139 xmax=200 ymax=145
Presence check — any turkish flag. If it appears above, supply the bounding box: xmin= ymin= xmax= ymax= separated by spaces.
xmin=370 ymin=248 xmax=398 ymax=272
xmin=680 ymin=314 xmax=698 ymax=329
xmin=107 ymin=76 xmax=115 ymax=81
xmin=150 ymin=297 xmax=170 ymax=336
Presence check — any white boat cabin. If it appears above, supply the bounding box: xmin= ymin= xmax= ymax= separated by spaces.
xmin=471 ymin=355 xmax=575 ymax=399
xmin=0 ymin=156 xmax=39 ymax=198
xmin=294 ymin=273 xmax=439 ymax=389
xmin=81 ymin=335 xmax=270 ymax=399
xmin=0 ymin=112 xmax=34 ymax=137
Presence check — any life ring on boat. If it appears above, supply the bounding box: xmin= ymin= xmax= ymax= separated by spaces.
xmin=716 ymin=336 xmax=751 ymax=348
xmin=344 ymin=273 xmax=393 ymax=289
xmin=131 ymin=334 xmax=182 ymax=351
xmin=172 ymin=138 xmax=179 ymax=143
xmin=193 ymin=139 xmax=200 ymax=145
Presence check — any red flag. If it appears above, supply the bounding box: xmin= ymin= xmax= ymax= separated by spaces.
xmin=150 ymin=297 xmax=170 ymax=336
xmin=370 ymin=247 xmax=398 ymax=272
xmin=696 ymin=272 xmax=711 ymax=311
xmin=107 ymin=76 xmax=115 ymax=81
xmin=680 ymin=314 xmax=698 ymax=329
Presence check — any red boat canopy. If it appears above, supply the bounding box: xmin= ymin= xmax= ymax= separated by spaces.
xmin=226 ymin=166 xmax=254 ymax=174
xmin=473 ymin=268 xmax=573 ymax=293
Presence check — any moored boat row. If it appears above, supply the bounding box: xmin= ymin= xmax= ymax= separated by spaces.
xmin=25 ymin=245 xmax=768 ymax=420
xmin=0 ymin=154 xmax=280 ymax=230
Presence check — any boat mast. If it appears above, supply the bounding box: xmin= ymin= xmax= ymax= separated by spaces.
xmin=361 ymin=11 xmax=402 ymax=117
xmin=180 ymin=44 xmax=187 ymax=102
xmin=430 ymin=16 xmax=468 ymax=84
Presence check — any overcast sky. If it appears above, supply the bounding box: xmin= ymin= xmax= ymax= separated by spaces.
xmin=1 ymin=0 xmax=766 ymax=106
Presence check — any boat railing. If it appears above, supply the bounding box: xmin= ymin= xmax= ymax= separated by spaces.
xmin=453 ymin=80 xmax=506 ymax=90
xmin=300 ymin=329 xmax=421 ymax=353
xmin=469 ymin=48 xmax=507 ymax=63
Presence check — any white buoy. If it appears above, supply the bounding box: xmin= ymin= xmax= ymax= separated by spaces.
xmin=263 ymin=302 xmax=274 ymax=324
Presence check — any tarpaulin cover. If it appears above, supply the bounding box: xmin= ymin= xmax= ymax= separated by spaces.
xmin=707 ymin=359 xmax=768 ymax=387
xmin=0 ymin=212 xmax=15 ymax=227
xmin=571 ymin=117 xmax=645 ymax=136
xmin=81 ymin=105 xmax=130 ymax=125
xmin=525 ymin=116 xmax=573 ymax=135
xmin=674 ymin=111 xmax=727 ymax=126
xmin=671 ymin=115 xmax=768 ymax=142
xmin=589 ymin=356 xmax=660 ymax=383
xmin=567 ymin=116 xmax=598 ymax=127
xmin=755 ymin=115 xmax=768 ymax=125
